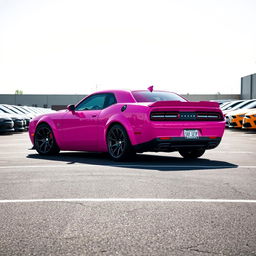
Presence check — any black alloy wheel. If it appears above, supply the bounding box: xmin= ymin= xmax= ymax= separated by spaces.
xmin=179 ymin=148 xmax=205 ymax=159
xmin=34 ymin=123 xmax=60 ymax=155
xmin=107 ymin=124 xmax=135 ymax=161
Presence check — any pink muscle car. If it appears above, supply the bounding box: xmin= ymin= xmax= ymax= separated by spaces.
xmin=29 ymin=89 xmax=225 ymax=161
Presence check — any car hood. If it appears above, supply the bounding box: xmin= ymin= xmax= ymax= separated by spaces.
xmin=0 ymin=113 xmax=13 ymax=120
xmin=244 ymin=108 xmax=256 ymax=115
xmin=223 ymin=109 xmax=238 ymax=115
xmin=227 ymin=108 xmax=255 ymax=116
xmin=6 ymin=113 xmax=24 ymax=120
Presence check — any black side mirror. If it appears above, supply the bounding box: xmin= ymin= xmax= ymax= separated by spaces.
xmin=67 ymin=104 xmax=75 ymax=111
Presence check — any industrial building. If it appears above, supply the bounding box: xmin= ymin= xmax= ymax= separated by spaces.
xmin=0 ymin=93 xmax=240 ymax=110
xmin=241 ymin=73 xmax=256 ymax=99
xmin=0 ymin=74 xmax=255 ymax=110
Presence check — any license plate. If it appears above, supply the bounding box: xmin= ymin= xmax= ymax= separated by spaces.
xmin=184 ymin=129 xmax=199 ymax=139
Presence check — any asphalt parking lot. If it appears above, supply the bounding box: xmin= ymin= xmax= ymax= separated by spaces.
xmin=0 ymin=129 xmax=256 ymax=255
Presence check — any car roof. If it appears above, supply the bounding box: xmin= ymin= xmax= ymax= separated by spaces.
xmin=245 ymin=108 xmax=256 ymax=114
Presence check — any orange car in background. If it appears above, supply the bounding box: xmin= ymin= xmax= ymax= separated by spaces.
xmin=228 ymin=109 xmax=248 ymax=128
xmin=242 ymin=109 xmax=256 ymax=129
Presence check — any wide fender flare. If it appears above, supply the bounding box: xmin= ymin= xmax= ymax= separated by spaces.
xmin=36 ymin=116 xmax=61 ymax=146
xmin=104 ymin=114 xmax=137 ymax=147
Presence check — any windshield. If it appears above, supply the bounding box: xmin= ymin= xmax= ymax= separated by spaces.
xmin=3 ymin=105 xmax=20 ymax=114
xmin=132 ymin=91 xmax=186 ymax=102
xmin=231 ymin=100 xmax=256 ymax=111
xmin=221 ymin=101 xmax=242 ymax=110
xmin=12 ymin=106 xmax=27 ymax=114
xmin=242 ymin=101 xmax=256 ymax=109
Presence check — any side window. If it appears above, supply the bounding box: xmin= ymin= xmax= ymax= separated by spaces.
xmin=104 ymin=94 xmax=117 ymax=108
xmin=76 ymin=94 xmax=106 ymax=111
xmin=75 ymin=93 xmax=117 ymax=111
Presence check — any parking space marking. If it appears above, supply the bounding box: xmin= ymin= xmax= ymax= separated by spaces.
xmin=207 ymin=151 xmax=255 ymax=154
xmin=0 ymin=198 xmax=256 ymax=203
xmin=0 ymin=139 xmax=29 ymax=141
xmin=0 ymin=144 xmax=31 ymax=147
xmin=0 ymin=153 xmax=28 ymax=156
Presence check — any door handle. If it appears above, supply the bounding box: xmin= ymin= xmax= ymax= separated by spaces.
xmin=92 ymin=115 xmax=97 ymax=118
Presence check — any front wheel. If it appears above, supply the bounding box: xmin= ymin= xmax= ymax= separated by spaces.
xmin=34 ymin=123 xmax=60 ymax=155
xmin=179 ymin=148 xmax=205 ymax=159
xmin=107 ymin=124 xmax=135 ymax=161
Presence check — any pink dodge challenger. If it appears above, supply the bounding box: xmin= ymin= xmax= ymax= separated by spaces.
xmin=29 ymin=89 xmax=225 ymax=161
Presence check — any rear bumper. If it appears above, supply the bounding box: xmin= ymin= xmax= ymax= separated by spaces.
xmin=131 ymin=120 xmax=225 ymax=146
xmin=134 ymin=137 xmax=222 ymax=153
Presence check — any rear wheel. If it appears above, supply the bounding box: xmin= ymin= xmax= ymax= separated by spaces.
xmin=179 ymin=148 xmax=205 ymax=159
xmin=34 ymin=123 xmax=60 ymax=155
xmin=107 ymin=124 xmax=135 ymax=161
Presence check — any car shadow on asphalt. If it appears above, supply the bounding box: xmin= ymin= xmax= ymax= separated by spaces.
xmin=26 ymin=151 xmax=238 ymax=172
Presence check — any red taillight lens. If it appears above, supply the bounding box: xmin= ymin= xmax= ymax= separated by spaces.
xmin=150 ymin=112 xmax=179 ymax=121
xmin=196 ymin=112 xmax=223 ymax=121
xmin=159 ymin=137 xmax=172 ymax=140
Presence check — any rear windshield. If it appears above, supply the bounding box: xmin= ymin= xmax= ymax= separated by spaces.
xmin=132 ymin=91 xmax=186 ymax=102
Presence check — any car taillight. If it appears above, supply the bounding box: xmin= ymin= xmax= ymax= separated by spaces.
xmin=150 ymin=112 xmax=179 ymax=121
xmin=196 ymin=112 xmax=223 ymax=121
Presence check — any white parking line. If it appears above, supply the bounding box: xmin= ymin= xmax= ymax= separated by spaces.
xmin=210 ymin=151 xmax=255 ymax=154
xmin=0 ymin=198 xmax=255 ymax=203
xmin=0 ymin=165 xmax=70 ymax=169
xmin=1 ymin=140 xmax=30 ymax=142
xmin=0 ymin=144 xmax=30 ymax=147
xmin=0 ymin=152 xmax=28 ymax=154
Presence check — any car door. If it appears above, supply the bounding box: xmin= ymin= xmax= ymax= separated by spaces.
xmin=58 ymin=94 xmax=108 ymax=151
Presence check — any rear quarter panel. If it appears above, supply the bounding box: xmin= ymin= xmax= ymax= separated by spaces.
xmin=98 ymin=104 xmax=150 ymax=152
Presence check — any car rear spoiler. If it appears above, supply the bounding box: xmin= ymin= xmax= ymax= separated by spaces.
xmin=148 ymin=101 xmax=219 ymax=107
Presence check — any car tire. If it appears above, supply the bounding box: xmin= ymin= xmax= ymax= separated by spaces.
xmin=34 ymin=123 xmax=60 ymax=155
xmin=179 ymin=148 xmax=205 ymax=159
xmin=107 ymin=124 xmax=135 ymax=161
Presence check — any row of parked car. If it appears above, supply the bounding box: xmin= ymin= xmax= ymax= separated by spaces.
xmin=220 ymin=99 xmax=256 ymax=129
xmin=0 ymin=104 xmax=55 ymax=133
xmin=1 ymin=98 xmax=255 ymax=133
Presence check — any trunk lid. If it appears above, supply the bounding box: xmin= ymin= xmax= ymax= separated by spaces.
xmin=148 ymin=101 xmax=223 ymax=121
xmin=148 ymin=101 xmax=219 ymax=108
